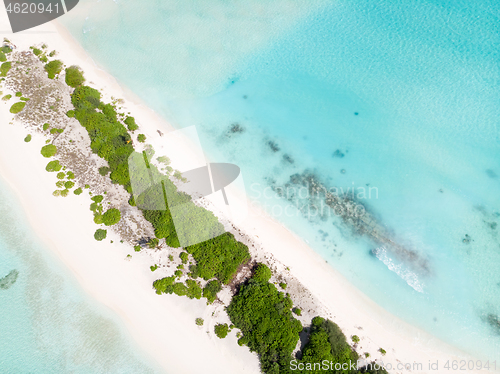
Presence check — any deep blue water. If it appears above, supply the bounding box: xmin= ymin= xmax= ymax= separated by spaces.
xmin=59 ymin=0 xmax=500 ymax=362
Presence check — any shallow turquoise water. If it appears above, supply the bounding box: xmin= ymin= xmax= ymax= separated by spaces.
xmin=0 ymin=178 xmax=163 ymax=373
xmin=60 ymin=0 xmax=500 ymax=362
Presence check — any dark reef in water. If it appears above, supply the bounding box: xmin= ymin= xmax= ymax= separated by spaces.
xmin=0 ymin=270 xmax=19 ymax=290
xmin=272 ymin=171 xmax=431 ymax=275
xmin=229 ymin=123 xmax=244 ymax=134
xmin=283 ymin=154 xmax=294 ymax=164
xmin=267 ymin=141 xmax=280 ymax=153
xmin=332 ymin=149 xmax=345 ymax=158
xmin=486 ymin=169 xmax=498 ymax=179
xmin=485 ymin=314 xmax=500 ymax=335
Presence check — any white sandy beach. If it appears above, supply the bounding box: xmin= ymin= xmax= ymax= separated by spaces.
xmin=0 ymin=15 xmax=496 ymax=374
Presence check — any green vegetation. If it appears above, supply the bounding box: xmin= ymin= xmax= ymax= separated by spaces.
xmin=214 ymin=323 xmax=229 ymax=339
xmin=1 ymin=45 xmax=12 ymax=54
xmin=352 ymin=335 xmax=360 ymax=343
xmin=98 ymin=166 xmax=110 ymax=176
xmin=293 ymin=307 xmax=302 ymax=316
xmin=56 ymin=181 xmax=64 ymax=188
xmin=67 ymin=171 xmax=75 ymax=179
xmin=74 ymin=188 xmax=83 ymax=195
xmin=24 ymin=134 xmax=31 ymax=142
xmin=134 ymin=245 xmax=141 ymax=252
xmin=32 ymin=47 xmax=42 ymax=56
xmin=279 ymin=282 xmax=287 ymax=289
xmin=20 ymin=97 xmax=30 ymax=101
xmin=44 ymin=60 xmax=63 ymax=79
xmin=102 ymin=208 xmax=121 ymax=226
xmin=50 ymin=128 xmax=64 ymax=134
xmin=0 ymin=62 xmax=11 ymax=77
xmin=172 ymin=282 xmax=187 ymax=296
xmin=148 ymin=238 xmax=159 ymax=248
xmin=378 ymin=348 xmax=386 ymax=355
xmin=137 ymin=134 xmax=146 ymax=143
xmin=185 ymin=233 xmax=250 ymax=284
xmin=185 ymin=279 xmax=202 ymax=299
xmin=150 ymin=264 xmax=159 ymax=272
xmin=9 ymin=102 xmax=26 ymax=114
xmin=94 ymin=229 xmax=107 ymax=241
xmin=2 ymin=94 xmax=11 ymax=100
xmin=15 ymin=91 xmax=21 ymax=97
xmin=195 ymin=318 xmax=204 ymax=326
xmin=46 ymin=160 xmax=62 ymax=172
xmin=49 ymin=50 xmax=56 ymax=57
xmin=300 ymin=317 xmax=363 ymax=374
xmin=61 ymin=189 xmax=69 ymax=197
xmin=41 ymin=144 xmax=57 ymax=158
xmin=124 ymin=116 xmax=138 ymax=131
xmin=65 ymin=66 xmax=85 ymax=87
xmin=57 ymin=172 xmax=65 ymax=179
xmin=64 ymin=181 xmax=75 ymax=189
xmin=0 ymin=51 xmax=6 ymax=62
xmin=227 ymin=264 xmax=302 ymax=372
xmin=174 ymin=270 xmax=182 ymax=278
xmin=179 ymin=252 xmax=188 ymax=264
xmin=202 ymin=280 xmax=222 ymax=304
xmin=66 ymin=110 xmax=75 ymax=117
xmin=153 ymin=276 xmax=175 ymax=294
xmin=43 ymin=123 xmax=50 ymax=131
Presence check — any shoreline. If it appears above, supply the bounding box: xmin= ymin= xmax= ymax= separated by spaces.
xmin=0 ymin=17 xmax=496 ymax=374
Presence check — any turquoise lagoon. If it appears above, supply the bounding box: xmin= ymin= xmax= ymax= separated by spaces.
xmin=60 ymin=0 xmax=500 ymax=363
xmin=0 ymin=178 xmax=163 ymax=373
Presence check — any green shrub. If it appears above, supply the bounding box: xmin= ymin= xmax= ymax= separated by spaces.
xmin=2 ymin=94 xmax=11 ymax=100
xmin=153 ymin=276 xmax=175 ymax=294
xmin=9 ymin=102 xmax=26 ymax=114
xmin=39 ymin=55 xmax=48 ymax=63
xmin=66 ymin=110 xmax=75 ymax=117
xmin=98 ymin=166 xmax=110 ymax=176
xmin=102 ymin=208 xmax=121 ymax=226
xmin=227 ymin=265 xmax=302 ymax=373
xmin=60 ymin=189 xmax=69 ymax=197
xmin=41 ymin=144 xmax=57 ymax=158
xmin=0 ymin=51 xmax=5 ymax=62
xmin=74 ymin=188 xmax=83 ymax=195
xmin=32 ymin=48 xmax=42 ymax=56
xmin=134 ymin=245 xmax=141 ymax=252
xmin=195 ymin=318 xmax=204 ymax=326
xmin=293 ymin=307 xmax=301 ymax=316
xmin=253 ymin=263 xmax=272 ymax=283
xmin=214 ymin=323 xmax=229 ymax=339
xmin=379 ymin=348 xmax=386 ymax=355
xmin=279 ymin=282 xmax=287 ymax=289
xmin=64 ymin=181 xmax=75 ymax=189
xmin=124 ymin=116 xmax=138 ymax=131
xmin=91 ymin=195 xmax=104 ymax=203
xmin=172 ymin=282 xmax=187 ymax=296
xmin=179 ymin=252 xmax=188 ymax=264
xmin=43 ymin=123 xmax=50 ymax=131
xmin=20 ymin=97 xmax=29 ymax=101
xmin=15 ymin=91 xmax=21 ymax=97
xmin=46 ymin=160 xmax=62 ymax=172
xmin=203 ymin=280 xmax=222 ymax=304
xmin=1 ymin=46 xmax=11 ymax=54
xmin=94 ymin=229 xmax=107 ymax=241
xmin=49 ymin=50 xmax=56 ymax=57
xmin=186 ymin=279 xmax=202 ymax=299
xmin=44 ymin=60 xmax=63 ymax=79
xmin=24 ymin=134 xmax=31 ymax=142
xmin=0 ymin=62 xmax=11 ymax=77
xmin=148 ymin=238 xmax=159 ymax=248
xmin=174 ymin=270 xmax=182 ymax=278
xmin=137 ymin=134 xmax=146 ymax=143
xmin=66 ymin=171 xmax=75 ymax=179
xmin=56 ymin=181 xmax=64 ymax=188
xmin=168 ymin=255 xmax=174 ymax=261
xmin=53 ymin=190 xmax=61 ymax=197
xmin=65 ymin=66 xmax=85 ymax=87
xmin=150 ymin=264 xmax=159 ymax=272
xmin=352 ymin=335 xmax=360 ymax=343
